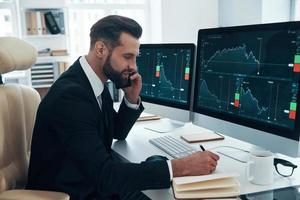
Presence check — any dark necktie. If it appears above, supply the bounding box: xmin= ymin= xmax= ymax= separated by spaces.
xmin=101 ymin=85 xmax=111 ymax=128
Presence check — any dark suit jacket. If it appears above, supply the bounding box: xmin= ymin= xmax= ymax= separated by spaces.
xmin=26 ymin=58 xmax=170 ymax=200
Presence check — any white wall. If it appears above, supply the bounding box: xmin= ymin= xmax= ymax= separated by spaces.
xmin=295 ymin=0 xmax=300 ymax=20
xmin=160 ymin=0 xmax=219 ymax=44
xmin=149 ymin=0 xmax=162 ymax=42
xmin=261 ymin=0 xmax=291 ymax=23
xmin=219 ymin=0 xmax=262 ymax=27
xmin=159 ymin=0 xmax=293 ymax=44
xmin=219 ymin=0 xmax=292 ymax=27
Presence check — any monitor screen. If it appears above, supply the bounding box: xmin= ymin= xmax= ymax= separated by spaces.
xmin=194 ymin=21 xmax=300 ymax=141
xmin=137 ymin=44 xmax=195 ymax=111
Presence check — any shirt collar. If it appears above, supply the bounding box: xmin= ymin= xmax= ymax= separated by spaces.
xmin=79 ymin=55 xmax=104 ymax=98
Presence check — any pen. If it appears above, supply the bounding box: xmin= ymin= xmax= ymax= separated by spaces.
xmin=200 ymin=145 xmax=206 ymax=151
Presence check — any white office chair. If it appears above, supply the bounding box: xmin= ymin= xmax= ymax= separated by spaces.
xmin=0 ymin=37 xmax=69 ymax=200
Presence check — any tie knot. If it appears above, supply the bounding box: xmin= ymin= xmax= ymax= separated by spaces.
xmin=101 ymin=85 xmax=111 ymax=102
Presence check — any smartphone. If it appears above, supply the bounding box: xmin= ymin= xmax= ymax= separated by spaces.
xmin=115 ymin=71 xmax=136 ymax=89
xmin=124 ymin=71 xmax=136 ymax=88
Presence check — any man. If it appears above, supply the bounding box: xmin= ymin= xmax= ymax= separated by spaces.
xmin=27 ymin=15 xmax=219 ymax=200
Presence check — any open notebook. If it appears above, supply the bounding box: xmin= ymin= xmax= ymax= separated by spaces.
xmin=172 ymin=171 xmax=240 ymax=199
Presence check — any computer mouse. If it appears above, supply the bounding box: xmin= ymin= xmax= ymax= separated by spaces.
xmin=146 ymin=155 xmax=168 ymax=162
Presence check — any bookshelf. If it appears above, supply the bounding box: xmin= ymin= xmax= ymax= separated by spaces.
xmin=18 ymin=0 xmax=121 ymax=101
xmin=19 ymin=0 xmax=70 ymax=97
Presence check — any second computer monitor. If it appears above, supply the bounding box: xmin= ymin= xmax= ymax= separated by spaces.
xmin=137 ymin=43 xmax=195 ymax=122
xmin=193 ymin=21 xmax=300 ymax=156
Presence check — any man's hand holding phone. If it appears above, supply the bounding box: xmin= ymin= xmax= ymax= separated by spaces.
xmin=122 ymin=71 xmax=142 ymax=104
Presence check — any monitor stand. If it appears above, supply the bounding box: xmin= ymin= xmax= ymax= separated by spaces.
xmin=215 ymin=146 xmax=271 ymax=163
xmin=144 ymin=118 xmax=185 ymax=133
xmin=216 ymin=148 xmax=250 ymax=163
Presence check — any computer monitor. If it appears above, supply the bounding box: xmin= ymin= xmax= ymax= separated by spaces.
xmin=193 ymin=21 xmax=300 ymax=156
xmin=137 ymin=43 xmax=195 ymax=132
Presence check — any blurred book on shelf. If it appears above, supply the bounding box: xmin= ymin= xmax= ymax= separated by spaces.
xmin=38 ymin=48 xmax=51 ymax=57
xmin=51 ymin=49 xmax=68 ymax=56
xmin=44 ymin=11 xmax=60 ymax=34
xmin=37 ymin=48 xmax=69 ymax=57
xmin=51 ymin=10 xmax=65 ymax=34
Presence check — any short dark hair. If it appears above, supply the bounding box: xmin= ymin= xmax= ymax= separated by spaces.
xmin=89 ymin=15 xmax=142 ymax=50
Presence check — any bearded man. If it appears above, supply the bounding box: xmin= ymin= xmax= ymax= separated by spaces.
xmin=27 ymin=15 xmax=219 ymax=200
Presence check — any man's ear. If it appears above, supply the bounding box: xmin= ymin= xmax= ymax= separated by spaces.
xmin=95 ymin=41 xmax=108 ymax=58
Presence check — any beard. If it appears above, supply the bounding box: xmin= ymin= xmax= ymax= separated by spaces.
xmin=103 ymin=55 xmax=132 ymax=89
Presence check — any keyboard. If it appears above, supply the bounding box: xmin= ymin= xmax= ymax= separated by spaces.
xmin=149 ymin=135 xmax=197 ymax=158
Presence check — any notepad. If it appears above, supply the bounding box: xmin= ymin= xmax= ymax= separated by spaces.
xmin=172 ymin=172 xmax=240 ymax=199
xmin=137 ymin=112 xmax=161 ymax=122
xmin=180 ymin=128 xmax=224 ymax=143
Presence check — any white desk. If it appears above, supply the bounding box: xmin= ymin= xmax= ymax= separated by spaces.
xmin=112 ymin=117 xmax=300 ymax=199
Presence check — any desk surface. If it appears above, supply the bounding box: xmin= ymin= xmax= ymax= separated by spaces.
xmin=240 ymin=185 xmax=300 ymax=200
xmin=112 ymin=116 xmax=300 ymax=199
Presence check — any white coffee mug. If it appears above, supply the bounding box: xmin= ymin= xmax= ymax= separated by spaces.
xmin=246 ymin=148 xmax=274 ymax=185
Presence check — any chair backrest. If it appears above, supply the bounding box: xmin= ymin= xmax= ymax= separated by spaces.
xmin=0 ymin=37 xmax=40 ymax=192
